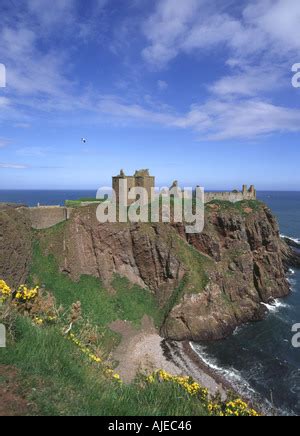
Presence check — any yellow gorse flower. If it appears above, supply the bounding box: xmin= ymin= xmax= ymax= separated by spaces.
xmin=15 ymin=285 xmax=39 ymax=302
xmin=0 ymin=280 xmax=12 ymax=302
xmin=149 ymin=370 xmax=208 ymax=399
xmin=33 ymin=317 xmax=44 ymax=325
xmin=67 ymin=332 xmax=122 ymax=383
xmin=146 ymin=370 xmax=260 ymax=417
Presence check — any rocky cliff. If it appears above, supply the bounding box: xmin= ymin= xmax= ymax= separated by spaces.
xmin=0 ymin=204 xmax=32 ymax=288
xmin=164 ymin=201 xmax=293 ymax=340
xmin=35 ymin=200 xmax=297 ymax=341
xmin=0 ymin=200 xmax=297 ymax=341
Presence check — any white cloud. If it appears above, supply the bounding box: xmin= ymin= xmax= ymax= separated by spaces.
xmin=0 ymin=25 xmax=73 ymax=98
xmin=1 ymin=0 xmax=299 ymax=144
xmin=16 ymin=146 xmax=51 ymax=157
xmin=27 ymin=0 xmax=76 ymax=28
xmin=96 ymin=95 xmax=177 ymax=125
xmin=0 ymin=162 xmax=28 ymax=169
xmin=209 ymin=64 xmax=284 ymax=97
xmin=194 ymin=99 xmax=300 ymax=140
xmin=137 ymin=0 xmax=300 ymax=141
xmin=142 ymin=0 xmax=300 ymax=69
xmin=0 ymin=138 xmax=11 ymax=148
xmin=0 ymin=96 xmax=10 ymax=107
xmin=93 ymin=94 xmax=300 ymax=141
xmin=243 ymin=0 xmax=300 ymax=51
xmin=142 ymin=0 xmax=201 ymax=68
xmin=157 ymin=80 xmax=168 ymax=90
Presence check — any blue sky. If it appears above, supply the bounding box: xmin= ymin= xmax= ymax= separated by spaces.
xmin=0 ymin=0 xmax=300 ymax=190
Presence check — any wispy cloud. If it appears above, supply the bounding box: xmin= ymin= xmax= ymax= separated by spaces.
xmin=16 ymin=146 xmax=52 ymax=157
xmin=142 ymin=0 xmax=300 ymax=69
xmin=0 ymin=137 xmax=11 ymax=148
xmin=0 ymin=162 xmax=28 ymax=169
xmin=93 ymin=94 xmax=300 ymax=140
xmin=157 ymin=80 xmax=168 ymax=91
xmin=1 ymin=0 xmax=300 ymax=143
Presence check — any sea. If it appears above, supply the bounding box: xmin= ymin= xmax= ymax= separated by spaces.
xmin=0 ymin=190 xmax=299 ymax=415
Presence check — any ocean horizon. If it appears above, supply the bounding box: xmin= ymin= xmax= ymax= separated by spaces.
xmin=1 ymin=189 xmax=300 ymax=208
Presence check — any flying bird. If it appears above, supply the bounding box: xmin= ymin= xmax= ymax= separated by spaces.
xmin=81 ymin=138 xmax=87 ymax=143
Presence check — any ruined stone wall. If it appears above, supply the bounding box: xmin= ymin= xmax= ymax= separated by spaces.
xmin=27 ymin=206 xmax=71 ymax=230
xmin=204 ymin=191 xmax=253 ymax=203
xmin=204 ymin=185 xmax=256 ymax=203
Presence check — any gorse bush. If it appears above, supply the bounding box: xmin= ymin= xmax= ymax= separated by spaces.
xmin=0 ymin=280 xmax=12 ymax=302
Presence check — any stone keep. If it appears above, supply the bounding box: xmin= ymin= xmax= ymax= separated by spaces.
xmin=112 ymin=169 xmax=155 ymax=205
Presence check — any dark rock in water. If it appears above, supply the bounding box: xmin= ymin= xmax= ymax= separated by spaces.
xmin=281 ymin=238 xmax=300 ymax=269
xmin=283 ymin=236 xmax=300 ymax=249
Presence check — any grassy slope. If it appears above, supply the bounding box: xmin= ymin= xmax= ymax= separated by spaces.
xmin=0 ymin=317 xmax=207 ymax=416
xmin=29 ymin=242 xmax=166 ymax=353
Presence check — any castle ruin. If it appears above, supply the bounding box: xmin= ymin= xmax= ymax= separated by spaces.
xmin=112 ymin=169 xmax=155 ymax=205
xmin=18 ymin=170 xmax=256 ymax=231
xmin=113 ymin=169 xmax=256 ymax=205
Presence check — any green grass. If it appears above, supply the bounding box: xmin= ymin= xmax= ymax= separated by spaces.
xmin=205 ymin=199 xmax=264 ymax=215
xmin=65 ymin=199 xmax=104 ymax=207
xmin=0 ymin=316 xmax=208 ymax=416
xmin=173 ymin=235 xmax=213 ymax=295
xmin=29 ymin=242 xmax=165 ymax=351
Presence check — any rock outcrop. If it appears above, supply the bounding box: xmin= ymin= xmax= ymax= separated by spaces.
xmin=38 ymin=207 xmax=185 ymax=304
xmin=1 ymin=200 xmax=296 ymax=342
xmin=163 ymin=202 xmax=292 ymax=340
xmin=36 ymin=201 xmax=296 ymax=341
xmin=0 ymin=204 xmax=32 ymax=288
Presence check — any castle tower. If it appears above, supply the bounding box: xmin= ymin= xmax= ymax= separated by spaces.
xmin=248 ymin=185 xmax=257 ymax=199
xmin=112 ymin=169 xmax=155 ymax=205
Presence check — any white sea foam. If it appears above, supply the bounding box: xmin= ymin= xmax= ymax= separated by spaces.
xmin=233 ymin=326 xmax=243 ymax=336
xmin=280 ymin=234 xmax=300 ymax=245
xmin=190 ymin=342 xmax=256 ymax=394
xmin=190 ymin=342 xmax=287 ymax=415
xmin=261 ymin=299 xmax=289 ymax=313
xmin=288 ymin=278 xmax=297 ymax=287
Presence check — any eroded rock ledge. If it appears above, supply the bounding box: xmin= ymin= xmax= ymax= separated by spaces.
xmin=164 ymin=202 xmax=292 ymax=340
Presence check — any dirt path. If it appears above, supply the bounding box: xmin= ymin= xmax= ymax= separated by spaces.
xmin=110 ymin=316 xmax=182 ymax=383
xmin=0 ymin=365 xmax=33 ymax=416
xmin=109 ymin=315 xmax=226 ymax=398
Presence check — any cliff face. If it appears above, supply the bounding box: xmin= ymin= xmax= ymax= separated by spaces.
xmin=163 ymin=202 xmax=291 ymax=340
xmin=36 ymin=201 xmax=294 ymax=341
xmin=0 ymin=204 xmax=32 ymax=288
xmin=38 ymin=208 xmax=186 ymax=305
